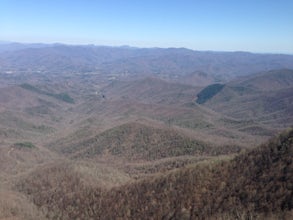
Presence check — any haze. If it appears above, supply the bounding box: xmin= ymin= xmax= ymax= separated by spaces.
xmin=1 ymin=0 xmax=293 ymax=53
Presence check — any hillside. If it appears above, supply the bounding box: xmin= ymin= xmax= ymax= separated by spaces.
xmin=0 ymin=84 xmax=76 ymax=143
xmin=201 ymin=69 xmax=293 ymax=128
xmin=99 ymin=128 xmax=293 ymax=219
xmin=103 ymin=77 xmax=199 ymax=105
xmin=15 ymin=128 xmax=293 ymax=219
xmin=230 ymin=69 xmax=293 ymax=91
xmin=196 ymin=83 xmax=225 ymax=104
xmin=48 ymin=122 xmax=241 ymax=161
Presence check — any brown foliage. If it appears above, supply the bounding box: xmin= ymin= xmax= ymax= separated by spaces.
xmin=60 ymin=122 xmax=241 ymax=161
xmin=16 ymin=129 xmax=293 ymax=219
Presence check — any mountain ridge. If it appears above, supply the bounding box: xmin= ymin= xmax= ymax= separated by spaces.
xmin=1 ymin=43 xmax=293 ymax=81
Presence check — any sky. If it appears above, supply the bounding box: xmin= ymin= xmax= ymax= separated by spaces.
xmin=0 ymin=0 xmax=293 ymax=53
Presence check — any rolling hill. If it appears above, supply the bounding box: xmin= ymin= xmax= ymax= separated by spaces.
xmin=48 ymin=122 xmax=241 ymax=161
xmin=15 ymin=128 xmax=293 ymax=219
xmin=102 ymin=77 xmax=199 ymax=105
xmin=230 ymin=69 xmax=293 ymax=91
xmin=200 ymin=69 xmax=293 ymax=128
xmin=1 ymin=43 xmax=293 ymax=219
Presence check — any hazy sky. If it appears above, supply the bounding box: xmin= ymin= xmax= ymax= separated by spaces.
xmin=1 ymin=0 xmax=293 ymax=53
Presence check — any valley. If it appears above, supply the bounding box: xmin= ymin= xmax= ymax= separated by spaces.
xmin=0 ymin=44 xmax=292 ymax=219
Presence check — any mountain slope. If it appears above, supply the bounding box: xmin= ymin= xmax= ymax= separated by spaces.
xmin=202 ymin=69 xmax=293 ymax=128
xmin=230 ymin=69 xmax=293 ymax=91
xmin=103 ymin=77 xmax=199 ymax=105
xmin=16 ymin=128 xmax=293 ymax=219
xmin=49 ymin=122 xmax=241 ymax=161
xmin=98 ymin=128 xmax=293 ymax=219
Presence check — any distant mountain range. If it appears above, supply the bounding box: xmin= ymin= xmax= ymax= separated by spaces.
xmin=1 ymin=43 xmax=293 ymax=83
xmin=0 ymin=42 xmax=51 ymax=52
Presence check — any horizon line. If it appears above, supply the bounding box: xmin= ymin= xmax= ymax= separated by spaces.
xmin=0 ymin=40 xmax=292 ymax=55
